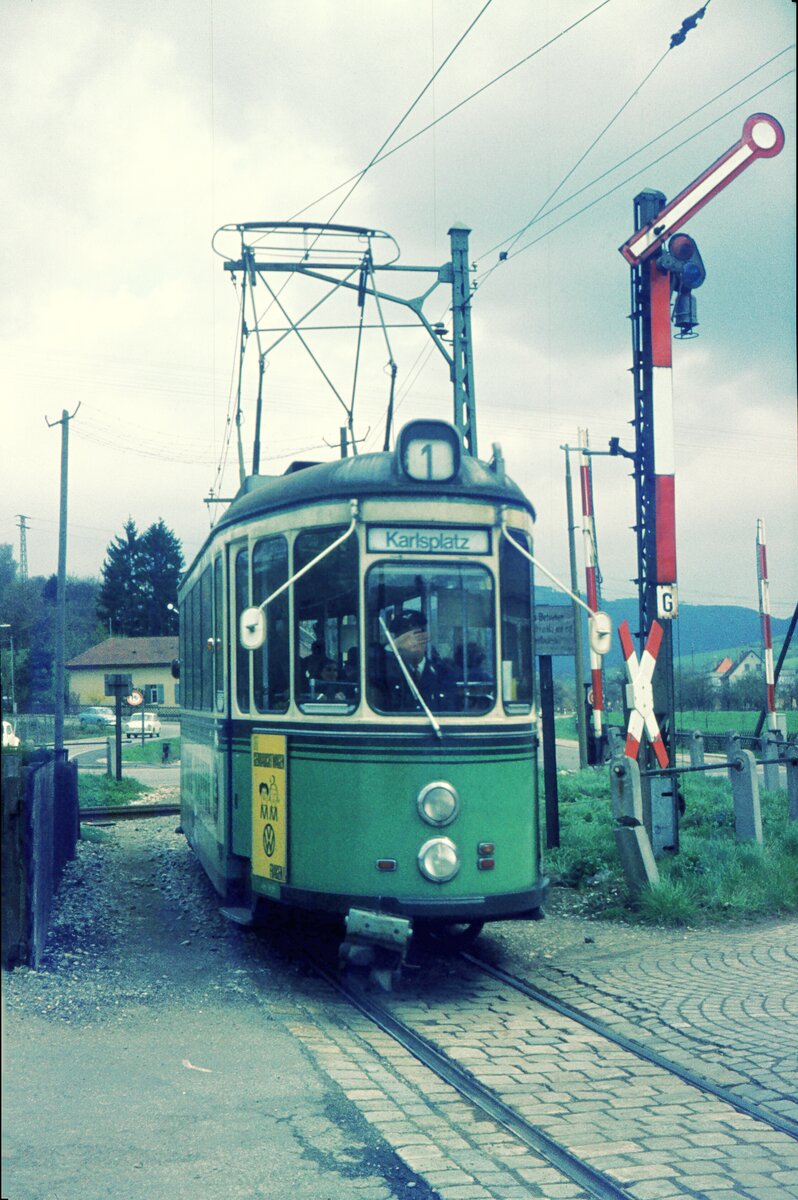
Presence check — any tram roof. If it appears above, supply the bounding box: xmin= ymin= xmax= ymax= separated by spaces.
xmin=214 ymin=450 xmax=535 ymax=536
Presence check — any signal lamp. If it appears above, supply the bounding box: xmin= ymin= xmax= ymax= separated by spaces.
xmin=657 ymin=233 xmax=706 ymax=292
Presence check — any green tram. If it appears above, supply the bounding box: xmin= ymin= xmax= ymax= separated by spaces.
xmin=178 ymin=418 xmax=547 ymax=950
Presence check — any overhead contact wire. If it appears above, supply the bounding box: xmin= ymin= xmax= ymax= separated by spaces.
xmin=288 ymin=0 xmax=614 ymax=222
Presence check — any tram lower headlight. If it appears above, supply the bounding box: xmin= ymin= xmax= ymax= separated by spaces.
xmin=417 ymin=837 xmax=460 ymax=883
xmin=417 ymin=781 xmax=459 ymax=827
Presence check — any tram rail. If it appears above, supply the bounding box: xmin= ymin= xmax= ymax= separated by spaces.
xmin=462 ymin=951 xmax=798 ymax=1142
xmin=295 ymin=930 xmax=798 ymax=1200
xmin=309 ymin=953 xmax=633 ymax=1200
xmin=80 ymin=803 xmax=181 ymax=821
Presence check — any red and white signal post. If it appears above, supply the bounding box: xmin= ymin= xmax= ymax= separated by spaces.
xmin=756 ymin=519 xmax=778 ymax=734
xmin=579 ymin=428 xmax=604 ymax=748
xmin=620 ymin=113 xmax=784 ymax=769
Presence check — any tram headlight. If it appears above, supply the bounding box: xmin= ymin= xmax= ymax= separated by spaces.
xmin=417 ymin=837 xmax=460 ymax=883
xmin=417 ymin=781 xmax=459 ymax=827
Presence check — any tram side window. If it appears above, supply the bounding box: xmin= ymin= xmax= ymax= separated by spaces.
xmin=191 ymin=583 xmax=202 ymax=709
xmin=294 ymin=527 xmax=359 ymax=712
xmin=252 ymin=536 xmax=289 ymax=713
xmin=179 ymin=592 xmax=192 ymax=709
xmin=214 ymin=557 xmax=224 ymax=712
xmin=500 ymin=532 xmax=534 ymax=711
xmin=367 ymin=564 xmax=496 ymax=716
xmin=234 ymin=548 xmax=250 ymax=713
xmin=200 ymin=566 xmax=214 ymax=710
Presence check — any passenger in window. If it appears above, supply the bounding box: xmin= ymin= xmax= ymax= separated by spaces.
xmin=301 ymin=641 xmax=326 ymax=686
xmin=342 ymin=646 xmax=359 ymax=684
xmin=379 ymin=611 xmax=454 ymax=713
xmin=312 ymin=659 xmax=348 ymax=703
xmin=452 ymin=641 xmax=490 ymax=682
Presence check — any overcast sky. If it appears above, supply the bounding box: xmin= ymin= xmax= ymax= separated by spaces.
xmin=2 ymin=0 xmax=795 ymax=619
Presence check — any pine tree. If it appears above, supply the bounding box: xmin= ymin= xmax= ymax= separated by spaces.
xmin=140 ymin=519 xmax=183 ymax=635
xmin=97 ymin=518 xmax=183 ymax=637
xmin=97 ymin=519 xmax=149 ymax=636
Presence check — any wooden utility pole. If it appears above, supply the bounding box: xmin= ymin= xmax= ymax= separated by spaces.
xmin=46 ymin=405 xmax=80 ymax=755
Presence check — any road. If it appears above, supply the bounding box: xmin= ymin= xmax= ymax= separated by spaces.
xmin=67 ymin=722 xmax=181 ymax=786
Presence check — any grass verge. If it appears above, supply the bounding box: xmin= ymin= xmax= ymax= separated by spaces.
xmin=79 ymin=774 xmax=155 ymax=808
xmin=545 ymin=767 xmax=798 ymax=926
xmin=122 ymin=736 xmax=181 ymax=764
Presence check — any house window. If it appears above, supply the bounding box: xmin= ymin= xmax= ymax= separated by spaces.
xmin=144 ymin=684 xmax=164 ymax=704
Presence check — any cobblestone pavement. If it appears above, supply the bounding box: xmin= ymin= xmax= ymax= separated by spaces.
xmin=282 ymin=942 xmax=798 ymax=1200
xmin=4 ymin=811 xmax=797 ymax=1200
xmin=484 ymin=913 xmax=798 ymax=1126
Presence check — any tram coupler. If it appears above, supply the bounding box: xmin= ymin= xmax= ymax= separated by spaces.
xmin=339 ymin=908 xmax=413 ymax=991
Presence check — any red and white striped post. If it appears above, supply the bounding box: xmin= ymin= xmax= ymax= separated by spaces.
xmin=579 ymin=428 xmax=603 ymax=743
xmin=756 ymin=518 xmax=778 ymax=733
xmin=650 ymin=265 xmax=677 ymax=592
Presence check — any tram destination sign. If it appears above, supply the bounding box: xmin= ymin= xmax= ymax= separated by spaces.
xmin=367 ymin=526 xmax=490 ymax=555
xmin=535 ymin=605 xmax=576 ymax=656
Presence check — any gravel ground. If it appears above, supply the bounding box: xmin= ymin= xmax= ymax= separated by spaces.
xmin=2 ymin=804 xmax=436 ymax=1200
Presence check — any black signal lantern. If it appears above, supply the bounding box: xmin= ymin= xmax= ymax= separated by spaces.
xmin=657 ymin=233 xmax=706 ymax=338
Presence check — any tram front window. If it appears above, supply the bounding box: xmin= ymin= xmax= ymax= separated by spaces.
xmin=367 ymin=564 xmax=496 ymax=715
xmin=294 ymin=527 xmax=359 ymax=712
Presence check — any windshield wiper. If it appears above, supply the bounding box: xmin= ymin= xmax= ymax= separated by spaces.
xmin=378 ymin=616 xmax=442 ymax=739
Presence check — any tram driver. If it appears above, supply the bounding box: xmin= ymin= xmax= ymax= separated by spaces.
xmin=376 ymin=610 xmax=454 ymax=713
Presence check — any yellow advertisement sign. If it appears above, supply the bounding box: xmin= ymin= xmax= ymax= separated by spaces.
xmin=252 ymin=734 xmax=288 ymax=883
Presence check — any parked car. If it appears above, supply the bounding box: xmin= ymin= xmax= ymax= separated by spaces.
xmin=124 ymin=712 xmax=162 ymax=739
xmin=2 ymin=720 xmax=20 ymax=748
xmin=78 ymin=706 xmax=116 ymax=728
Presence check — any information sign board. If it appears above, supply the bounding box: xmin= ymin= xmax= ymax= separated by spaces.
xmin=535 ymin=605 xmax=576 ymax=657
xmin=252 ymin=734 xmax=288 ymax=884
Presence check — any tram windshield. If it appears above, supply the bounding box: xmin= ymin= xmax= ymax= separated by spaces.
xmin=367 ymin=563 xmax=496 ymax=715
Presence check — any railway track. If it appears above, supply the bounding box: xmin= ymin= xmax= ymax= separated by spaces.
xmin=80 ymin=803 xmax=180 ymax=821
xmin=311 ymin=955 xmax=633 ymax=1200
xmin=298 ymin=936 xmax=798 ymax=1200
xmin=462 ymin=951 xmax=798 ymax=1142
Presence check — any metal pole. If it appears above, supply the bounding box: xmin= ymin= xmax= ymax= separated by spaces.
xmin=563 ymin=446 xmax=588 ymax=768
xmin=756 ymin=518 xmax=778 ymax=733
xmin=115 ymin=694 xmax=123 ymax=780
xmin=449 ymin=225 xmax=478 ymax=456
xmin=539 ymin=654 xmax=560 ymax=848
xmin=46 ymin=406 xmax=78 ymax=756
xmin=630 ymin=190 xmax=677 ymax=767
xmin=578 ymin=428 xmax=604 ymax=759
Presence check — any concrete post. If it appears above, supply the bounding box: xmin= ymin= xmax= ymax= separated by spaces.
xmin=726 ymin=731 xmax=741 ymax=785
xmin=762 ymin=730 xmax=785 ymax=792
xmin=689 ymin=730 xmax=705 ymax=767
xmin=606 ymin=725 xmax=625 ymax=758
xmin=648 ymin=773 xmax=679 ymax=856
xmin=609 ymin=757 xmax=659 ymax=894
xmin=729 ymin=750 xmax=762 ymax=844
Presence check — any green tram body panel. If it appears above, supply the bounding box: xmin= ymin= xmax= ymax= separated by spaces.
xmin=181 ymin=715 xmax=542 ymax=920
